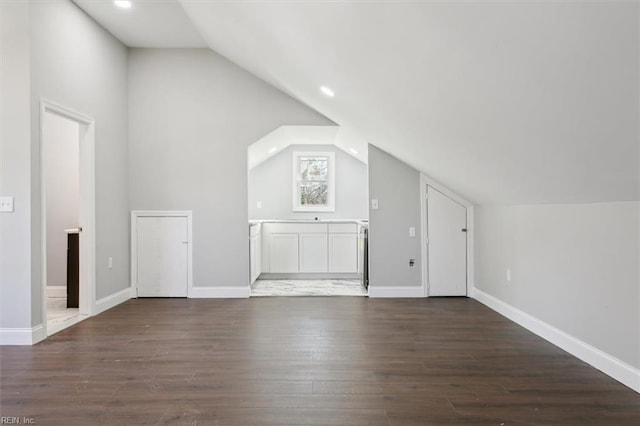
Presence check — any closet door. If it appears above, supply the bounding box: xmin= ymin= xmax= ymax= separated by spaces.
xmin=427 ymin=187 xmax=467 ymax=296
xmin=136 ymin=216 xmax=188 ymax=297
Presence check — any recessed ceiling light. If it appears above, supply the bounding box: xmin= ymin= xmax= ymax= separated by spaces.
xmin=114 ymin=0 xmax=132 ymax=9
xmin=320 ymin=86 xmax=335 ymax=97
xmin=268 ymin=146 xmax=278 ymax=154
xmin=349 ymin=148 xmax=358 ymax=155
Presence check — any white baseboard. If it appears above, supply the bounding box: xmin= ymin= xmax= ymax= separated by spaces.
xmin=368 ymin=286 xmax=424 ymax=298
xmin=189 ymin=286 xmax=250 ymax=298
xmin=471 ymin=287 xmax=640 ymax=393
xmin=95 ymin=287 xmax=134 ymax=315
xmin=0 ymin=324 xmax=45 ymax=345
xmin=46 ymin=286 xmax=66 ymax=298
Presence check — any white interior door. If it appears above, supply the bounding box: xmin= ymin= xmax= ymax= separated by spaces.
xmin=136 ymin=216 xmax=188 ymax=297
xmin=427 ymin=187 xmax=467 ymax=296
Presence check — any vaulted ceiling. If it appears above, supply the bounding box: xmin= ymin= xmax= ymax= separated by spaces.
xmin=74 ymin=0 xmax=639 ymax=204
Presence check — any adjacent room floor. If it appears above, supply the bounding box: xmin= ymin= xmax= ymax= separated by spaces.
xmin=251 ymin=279 xmax=368 ymax=296
xmin=46 ymin=297 xmax=79 ymax=329
xmin=1 ymin=297 xmax=638 ymax=425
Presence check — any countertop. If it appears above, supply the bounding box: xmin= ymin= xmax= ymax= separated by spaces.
xmin=250 ymin=219 xmax=368 ymax=227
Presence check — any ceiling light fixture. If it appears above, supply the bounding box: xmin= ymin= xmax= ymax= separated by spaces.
xmin=114 ymin=0 xmax=132 ymax=9
xmin=349 ymin=148 xmax=358 ymax=155
xmin=320 ymin=86 xmax=335 ymax=97
xmin=268 ymin=146 xmax=278 ymax=154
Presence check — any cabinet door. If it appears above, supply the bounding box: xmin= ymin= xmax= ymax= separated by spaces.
xmin=250 ymin=236 xmax=256 ymax=283
xmin=270 ymin=233 xmax=299 ymax=272
xmin=328 ymin=233 xmax=358 ymax=273
xmin=137 ymin=216 xmax=188 ymax=297
xmin=299 ymin=233 xmax=328 ymax=272
xmin=255 ymin=234 xmax=262 ymax=278
xmin=250 ymin=234 xmax=260 ymax=283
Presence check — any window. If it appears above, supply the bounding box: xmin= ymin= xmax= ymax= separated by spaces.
xmin=292 ymin=151 xmax=335 ymax=212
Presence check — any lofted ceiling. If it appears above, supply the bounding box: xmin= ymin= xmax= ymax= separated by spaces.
xmin=73 ymin=0 xmax=205 ymax=48
xmin=74 ymin=0 xmax=639 ymax=204
xmin=248 ymin=126 xmax=368 ymax=170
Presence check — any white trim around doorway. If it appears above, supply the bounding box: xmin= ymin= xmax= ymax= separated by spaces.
xmin=419 ymin=173 xmax=475 ymax=298
xmin=130 ymin=210 xmax=193 ymax=298
xmin=39 ymin=98 xmax=96 ymax=340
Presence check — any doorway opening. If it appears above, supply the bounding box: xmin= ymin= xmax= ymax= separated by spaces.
xmin=40 ymin=100 xmax=96 ymax=336
xmin=247 ymin=126 xmax=369 ymax=297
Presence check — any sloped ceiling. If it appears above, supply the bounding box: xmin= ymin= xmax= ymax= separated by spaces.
xmin=179 ymin=1 xmax=639 ymax=204
xmin=73 ymin=0 xmax=206 ymax=47
xmin=248 ymin=126 xmax=368 ymax=170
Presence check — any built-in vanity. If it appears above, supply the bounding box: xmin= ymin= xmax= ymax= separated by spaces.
xmin=249 ymin=220 xmax=367 ymax=283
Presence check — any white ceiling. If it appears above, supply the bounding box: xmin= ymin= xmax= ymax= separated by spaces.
xmin=73 ymin=0 xmax=205 ymax=48
xmin=248 ymin=126 xmax=368 ymax=170
xmin=179 ymin=1 xmax=639 ymax=204
xmin=73 ymin=1 xmax=639 ymax=204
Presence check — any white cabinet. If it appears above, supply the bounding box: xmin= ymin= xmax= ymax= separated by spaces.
xmin=328 ymin=233 xmax=358 ymax=273
xmin=270 ymin=233 xmax=299 ymax=272
xmin=261 ymin=221 xmax=360 ymax=275
xmin=249 ymin=224 xmax=262 ymax=283
xmin=299 ymin=233 xmax=328 ymax=272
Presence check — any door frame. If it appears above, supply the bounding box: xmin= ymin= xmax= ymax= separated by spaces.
xmin=40 ymin=99 xmax=96 ymax=337
xmin=419 ymin=174 xmax=474 ymax=297
xmin=130 ymin=211 xmax=193 ymax=297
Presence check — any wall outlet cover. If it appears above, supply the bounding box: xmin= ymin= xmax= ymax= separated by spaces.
xmin=0 ymin=196 xmax=14 ymax=213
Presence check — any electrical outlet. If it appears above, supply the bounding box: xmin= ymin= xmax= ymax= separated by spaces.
xmin=409 ymin=227 xmax=415 ymax=237
xmin=256 ymin=201 xmax=262 ymax=209
xmin=0 ymin=196 xmax=14 ymax=213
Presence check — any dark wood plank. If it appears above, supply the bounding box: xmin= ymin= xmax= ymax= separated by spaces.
xmin=1 ymin=297 xmax=638 ymax=425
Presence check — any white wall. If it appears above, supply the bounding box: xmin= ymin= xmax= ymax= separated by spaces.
xmin=0 ymin=1 xmax=32 ymax=334
xmin=128 ymin=48 xmax=333 ymax=289
xmin=248 ymin=144 xmax=368 ymax=220
xmin=30 ymin=0 xmax=130 ymax=320
xmin=43 ymin=113 xmax=80 ymax=288
xmin=368 ymin=145 xmax=422 ymax=288
xmin=474 ymin=202 xmax=640 ymax=370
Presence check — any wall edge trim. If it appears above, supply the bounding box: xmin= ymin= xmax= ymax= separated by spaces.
xmin=472 ymin=287 xmax=640 ymax=393
xmin=189 ymin=286 xmax=250 ymax=298
xmin=368 ymin=286 xmax=424 ymax=298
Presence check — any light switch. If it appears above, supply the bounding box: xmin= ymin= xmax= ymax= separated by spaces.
xmin=506 ymin=269 xmax=512 ymax=282
xmin=371 ymin=199 xmax=379 ymax=210
xmin=108 ymin=257 xmax=113 ymax=269
xmin=409 ymin=227 xmax=416 ymax=237
xmin=0 ymin=196 xmax=14 ymax=213
xmin=256 ymin=201 xmax=262 ymax=209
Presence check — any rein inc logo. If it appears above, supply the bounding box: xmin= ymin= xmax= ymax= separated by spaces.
xmin=0 ymin=418 xmax=35 ymax=424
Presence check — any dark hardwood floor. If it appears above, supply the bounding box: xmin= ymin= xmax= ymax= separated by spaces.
xmin=1 ymin=297 xmax=638 ymax=425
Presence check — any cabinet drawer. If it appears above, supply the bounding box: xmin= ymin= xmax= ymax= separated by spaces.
xmin=328 ymin=223 xmax=357 ymax=233
xmin=270 ymin=223 xmax=327 ymax=234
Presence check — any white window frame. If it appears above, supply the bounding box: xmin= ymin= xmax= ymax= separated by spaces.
xmin=292 ymin=151 xmax=335 ymax=212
